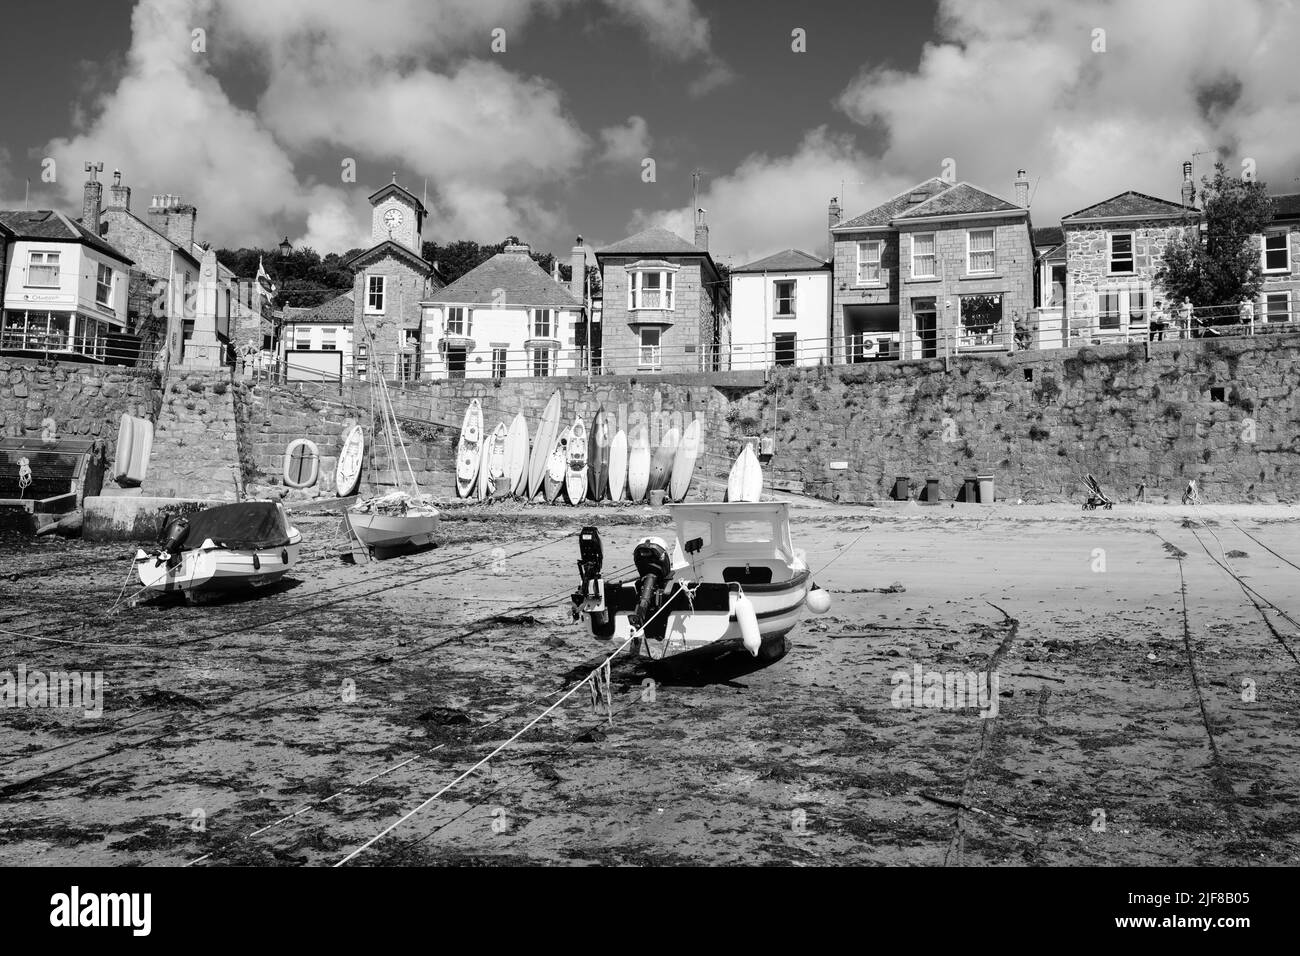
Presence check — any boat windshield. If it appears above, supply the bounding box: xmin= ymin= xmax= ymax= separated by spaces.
xmin=723 ymin=519 xmax=774 ymax=543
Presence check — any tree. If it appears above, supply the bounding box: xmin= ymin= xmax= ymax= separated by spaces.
xmin=215 ymin=246 xmax=356 ymax=309
xmin=1155 ymin=162 xmax=1275 ymax=326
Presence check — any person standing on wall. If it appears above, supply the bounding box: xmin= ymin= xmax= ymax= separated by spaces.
xmin=1150 ymin=299 xmax=1168 ymax=341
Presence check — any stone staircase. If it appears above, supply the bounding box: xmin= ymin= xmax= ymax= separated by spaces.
xmin=144 ymin=368 xmax=244 ymax=500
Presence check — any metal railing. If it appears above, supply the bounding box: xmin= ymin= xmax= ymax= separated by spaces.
xmin=0 ymin=332 xmax=162 ymax=371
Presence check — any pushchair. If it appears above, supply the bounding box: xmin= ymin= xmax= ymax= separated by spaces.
xmin=1082 ymin=474 xmax=1114 ymax=510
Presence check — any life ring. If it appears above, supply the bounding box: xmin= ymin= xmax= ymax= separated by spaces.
xmin=283 ymin=439 xmax=320 ymax=488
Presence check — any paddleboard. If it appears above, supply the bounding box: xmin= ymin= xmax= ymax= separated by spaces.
xmin=726 ymin=443 xmax=763 ymax=502
xmin=669 ymin=418 xmax=701 ymax=502
xmin=505 ymin=413 xmax=529 ymax=497
xmin=565 ymin=417 xmax=588 ymax=505
xmin=544 ymin=425 xmax=571 ymax=503
xmin=627 ymin=423 xmax=651 ymax=503
xmin=112 ymin=413 xmax=153 ymax=486
xmin=528 ymin=390 xmax=562 ymax=500
xmin=284 ymin=439 xmax=320 ymax=488
xmin=456 ymin=399 xmax=484 ymax=499
xmin=586 ymin=406 xmax=610 ymax=501
xmin=336 ymin=425 xmax=365 ymax=497
xmin=481 ymin=421 xmax=508 ymax=498
xmin=607 ymin=430 xmax=628 ymax=503
xmin=649 ymin=426 xmax=679 ymax=493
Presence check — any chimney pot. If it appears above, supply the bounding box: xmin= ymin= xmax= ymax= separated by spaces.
xmin=1181 ymin=161 xmax=1196 ymax=208
xmin=1014 ymin=168 xmax=1031 ymax=208
xmin=82 ymin=172 xmax=103 ymax=235
xmin=694 ymin=208 xmax=709 ymax=251
xmin=570 ymin=237 xmax=586 ymax=301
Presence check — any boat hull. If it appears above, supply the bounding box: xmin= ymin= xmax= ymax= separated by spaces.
xmin=346 ymin=511 xmax=439 ymax=550
xmin=135 ymin=532 xmax=301 ymax=599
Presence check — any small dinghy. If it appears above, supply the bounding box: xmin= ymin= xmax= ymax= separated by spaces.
xmin=135 ymin=501 xmax=301 ymax=603
xmin=571 ymin=502 xmax=831 ymax=683
xmin=347 ymin=492 xmax=439 ymax=555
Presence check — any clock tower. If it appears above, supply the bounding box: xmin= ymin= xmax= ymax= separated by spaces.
xmin=367 ymin=176 xmax=426 ymax=255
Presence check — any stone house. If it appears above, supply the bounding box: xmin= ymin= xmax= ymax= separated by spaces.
xmin=828 ymin=172 xmax=1034 ymax=362
xmin=595 ymin=214 xmax=730 ymax=374
xmin=420 ymin=240 xmax=585 ymax=379
xmin=344 ymin=179 xmax=443 ymax=381
xmin=729 ymin=249 xmax=831 ymax=368
xmin=281 ymin=290 xmax=355 ymax=381
xmin=1259 ymin=192 xmax=1300 ymax=325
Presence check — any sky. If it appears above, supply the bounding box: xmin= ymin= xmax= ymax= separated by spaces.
xmin=2 ymin=0 xmax=1299 ymax=270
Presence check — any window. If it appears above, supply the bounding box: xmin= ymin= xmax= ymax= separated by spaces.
xmin=1098 ymin=291 xmax=1122 ymax=330
xmin=27 ymin=251 xmax=60 ymax=287
xmin=294 ymin=328 xmax=312 ymax=350
xmin=774 ymin=280 xmax=796 ymax=317
xmin=1108 ymin=233 xmax=1134 ymax=273
xmin=447 ymin=347 xmax=467 ymax=379
xmin=365 ymin=275 xmax=385 ymax=313
xmin=724 ymin=520 xmax=774 ymax=544
xmin=95 ymin=264 xmax=114 ymax=307
xmin=446 ymin=307 xmax=467 ymax=335
xmin=911 ymin=233 xmax=936 ymax=278
xmin=856 ymin=240 xmax=883 ymax=284
xmin=967 ymin=229 xmax=995 ymax=274
xmin=492 ymin=347 xmax=507 ymax=379
xmin=1263 ymin=230 xmax=1291 ymax=272
xmin=531 ymin=348 xmax=552 ymax=377
xmin=321 ymin=329 xmax=337 ymax=350
xmin=773 ymin=332 xmax=796 ymax=366
xmin=532 ymin=309 xmax=552 ymax=338
xmin=1128 ymin=289 xmax=1149 ymax=326
xmin=629 ymin=270 xmax=675 ymax=310
xmin=959 ymin=294 xmax=1003 ymax=347
xmin=1264 ymin=291 xmax=1291 ymax=323
xmin=638 ymin=327 xmax=662 ymax=369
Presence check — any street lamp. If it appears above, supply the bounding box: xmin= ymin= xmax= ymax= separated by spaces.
xmin=278 ymin=236 xmax=293 ymax=257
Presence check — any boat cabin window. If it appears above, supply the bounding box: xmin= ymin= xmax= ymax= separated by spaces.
xmin=724 ymin=520 xmax=774 ymax=544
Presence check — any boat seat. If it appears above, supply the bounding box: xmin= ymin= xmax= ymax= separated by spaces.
xmin=722 ymin=565 xmax=774 ymax=585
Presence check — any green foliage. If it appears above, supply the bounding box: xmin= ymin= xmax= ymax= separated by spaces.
xmin=1155 ymin=162 xmax=1274 ymax=322
xmin=215 ymin=246 xmax=357 ymax=309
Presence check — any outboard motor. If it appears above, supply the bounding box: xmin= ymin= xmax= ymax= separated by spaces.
xmin=629 ymin=537 xmax=673 ymax=631
xmin=157 ymin=516 xmax=190 ymax=568
xmin=573 ymin=527 xmax=613 ymax=638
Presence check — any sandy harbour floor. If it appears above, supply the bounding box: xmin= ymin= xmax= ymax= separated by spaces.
xmin=1 ymin=498 xmax=1298 ymax=866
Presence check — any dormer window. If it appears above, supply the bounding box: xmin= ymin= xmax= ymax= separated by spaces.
xmin=627 ymin=263 xmax=677 ymax=311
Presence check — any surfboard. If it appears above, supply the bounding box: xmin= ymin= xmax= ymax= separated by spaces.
xmin=456 ymin=399 xmax=484 ymax=499
xmin=607 ymin=430 xmax=628 ymax=503
xmin=544 ymin=425 xmax=570 ymax=503
xmin=505 ymin=413 xmax=529 ymax=497
xmin=726 ymin=443 xmax=763 ymax=502
xmin=336 ymin=425 xmax=365 ymax=497
xmin=112 ymin=413 xmax=153 ymax=487
xmin=528 ymin=390 xmax=562 ymax=500
xmin=284 ymin=439 xmax=320 ymax=489
xmin=480 ymin=422 xmax=508 ymax=498
xmin=565 ymin=417 xmax=588 ymax=505
xmin=627 ymin=423 xmax=651 ymax=503
xmin=587 ymin=406 xmax=610 ymax=501
xmin=649 ymin=426 xmax=679 ymax=494
xmin=669 ymin=418 xmax=701 ymax=502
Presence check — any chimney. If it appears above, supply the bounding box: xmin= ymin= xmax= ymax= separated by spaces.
xmin=1014 ymin=168 xmax=1030 ymax=208
xmin=503 ymin=241 xmax=530 ymax=258
xmin=570 ymin=236 xmax=585 ymax=302
xmin=82 ymin=162 xmax=104 ymax=234
xmin=694 ymin=207 xmax=709 ymax=250
xmin=1181 ymin=161 xmax=1195 ymax=208
xmin=108 ymin=169 xmax=131 ymax=212
xmin=148 ymin=194 xmax=197 ymax=249
xmin=828 ymin=196 xmax=842 ymax=259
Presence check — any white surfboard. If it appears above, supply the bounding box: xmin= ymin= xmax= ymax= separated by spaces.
xmin=669 ymin=418 xmax=701 ymax=502
xmin=607 ymin=430 xmax=628 ymax=503
xmin=528 ymin=391 xmax=562 ymax=499
xmin=480 ymin=421 xmax=508 ymax=498
xmin=565 ymin=417 xmax=588 ymax=505
xmin=727 ymin=443 xmax=762 ymax=502
xmin=544 ymin=425 xmax=571 ymax=503
xmin=336 ymin=425 xmax=365 ymax=497
xmin=627 ymin=423 xmax=651 ymax=503
xmin=505 ymin=413 xmax=529 ymax=497
xmin=649 ymin=426 xmax=679 ymax=493
xmin=456 ymin=399 xmax=483 ymax=499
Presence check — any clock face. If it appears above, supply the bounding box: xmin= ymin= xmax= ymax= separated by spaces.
xmin=383 ymin=208 xmax=404 ymax=230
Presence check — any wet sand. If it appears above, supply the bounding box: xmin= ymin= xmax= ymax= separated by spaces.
xmin=1 ymin=500 xmax=1298 ymax=866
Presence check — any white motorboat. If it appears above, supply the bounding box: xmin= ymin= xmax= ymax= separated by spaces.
xmin=571 ymin=502 xmax=831 ymax=682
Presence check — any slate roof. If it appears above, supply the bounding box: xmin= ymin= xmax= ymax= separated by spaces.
xmin=732 ymin=249 xmax=829 ymax=273
xmin=835 ymin=178 xmax=951 ymax=230
xmin=286 ymin=291 xmax=354 ymax=325
xmin=344 ymin=239 xmax=436 ymax=276
xmin=1033 ymin=226 xmax=1064 ymax=248
xmin=368 ymin=181 xmax=427 ymax=215
xmin=1269 ymin=193 xmax=1300 ymax=220
xmin=426 ymin=249 xmax=583 ymax=309
xmin=0 ymin=209 xmax=133 ymax=264
xmin=595 ymin=227 xmax=708 ymax=256
xmin=1061 ymin=191 xmax=1192 ymax=223
xmin=893 ymin=182 xmax=1023 ymax=219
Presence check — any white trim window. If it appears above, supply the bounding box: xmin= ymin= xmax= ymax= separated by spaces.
xmin=638 ymin=327 xmax=662 ymax=369
xmin=967 ymin=228 xmax=995 ymax=274
xmin=1108 ymin=233 xmax=1135 ymax=274
xmin=446 ymin=306 xmax=467 ymax=335
xmin=628 ymin=269 xmax=675 ymax=310
xmin=911 ymin=233 xmax=936 ymax=278
xmin=27 ymin=251 xmax=60 ymax=287
xmin=294 ymin=327 xmax=312 ymax=350
xmin=365 ymin=275 xmax=386 ymax=314
xmin=1264 ymin=290 xmax=1291 ymax=323
xmin=1262 ymin=230 xmax=1291 ymax=273
xmin=95 ymin=263 xmax=114 ymax=307
xmin=1096 ymin=288 xmax=1148 ymax=333
xmin=773 ymin=279 xmax=796 ymax=317
xmin=492 ymin=346 xmax=508 ymax=379
xmin=320 ymin=328 xmax=337 ymax=350
xmin=856 ymin=240 xmax=883 ymax=284
xmin=531 ymin=348 xmax=552 ymax=377
xmin=532 ymin=308 xmax=553 ymax=338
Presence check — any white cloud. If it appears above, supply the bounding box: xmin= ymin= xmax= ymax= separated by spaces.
xmin=599 ymin=116 xmax=652 ymax=166
xmin=600 ymin=0 xmax=733 ymax=95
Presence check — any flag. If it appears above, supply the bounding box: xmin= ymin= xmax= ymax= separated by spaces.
xmin=256 ymin=256 xmax=277 ymax=304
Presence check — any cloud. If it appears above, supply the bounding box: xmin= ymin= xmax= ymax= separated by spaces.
xmin=599 ymin=115 xmax=652 ymax=166
xmin=600 ymin=0 xmax=734 ymax=95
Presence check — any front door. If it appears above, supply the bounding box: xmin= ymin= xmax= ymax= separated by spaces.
xmin=773 ymin=332 xmax=796 ymax=367
xmin=913 ymin=298 xmax=937 ymax=359
xmin=446 ymin=347 xmax=466 ymax=379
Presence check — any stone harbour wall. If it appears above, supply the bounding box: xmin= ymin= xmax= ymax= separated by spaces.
xmin=0 ymin=358 xmax=160 ymax=444
xmin=144 ymin=369 xmax=248 ymax=501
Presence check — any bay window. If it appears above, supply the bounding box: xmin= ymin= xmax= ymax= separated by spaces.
xmin=95 ymin=264 xmax=114 ymax=307
xmin=628 ymin=268 xmax=675 ymax=310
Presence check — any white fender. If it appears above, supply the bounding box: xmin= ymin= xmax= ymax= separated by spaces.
xmin=736 ymin=593 xmax=761 ymax=656
xmin=806 ymin=586 xmax=832 ymax=615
